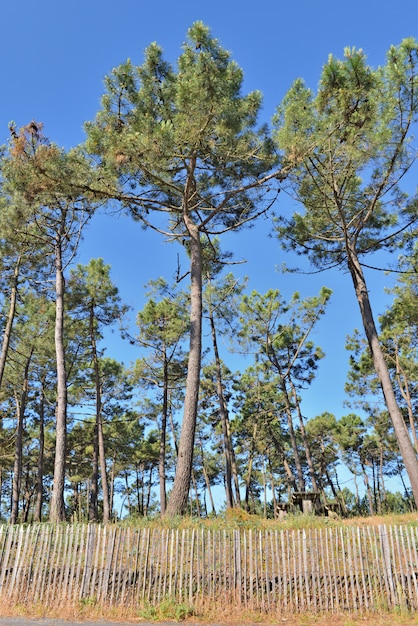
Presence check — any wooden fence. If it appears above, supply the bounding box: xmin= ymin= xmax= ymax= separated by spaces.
xmin=0 ymin=523 xmax=417 ymax=613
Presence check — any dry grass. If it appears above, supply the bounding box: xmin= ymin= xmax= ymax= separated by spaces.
xmin=119 ymin=508 xmax=418 ymax=532
xmin=0 ymin=600 xmax=417 ymax=626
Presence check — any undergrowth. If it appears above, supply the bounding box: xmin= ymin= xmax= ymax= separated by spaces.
xmin=116 ymin=508 xmax=418 ymax=532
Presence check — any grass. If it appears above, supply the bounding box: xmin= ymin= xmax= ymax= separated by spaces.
xmin=0 ymin=600 xmax=417 ymax=626
xmin=117 ymin=508 xmax=418 ymax=532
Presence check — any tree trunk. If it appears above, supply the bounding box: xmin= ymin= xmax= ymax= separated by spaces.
xmin=230 ymin=431 xmax=242 ymax=507
xmin=361 ymin=462 xmax=375 ymax=515
xmin=266 ymin=344 xmax=305 ymax=491
xmin=280 ymin=381 xmax=305 ymax=491
xmin=268 ymin=425 xmax=298 ymax=491
xmin=10 ymin=349 xmax=32 ymax=524
xmin=89 ymin=307 xmax=110 ymax=522
xmin=166 ymin=214 xmax=202 ymax=516
xmin=269 ymin=464 xmax=278 ymax=518
xmin=208 ymin=309 xmax=234 ymax=508
xmin=244 ymin=423 xmax=258 ymax=512
xmin=348 ymin=246 xmax=418 ymax=508
xmin=0 ymin=256 xmax=21 ymax=387
xmin=34 ymin=384 xmax=45 ymax=522
xmin=10 ymin=394 xmax=23 ymax=525
xmin=89 ymin=424 xmax=99 ymax=521
xmin=109 ymin=458 xmax=115 ymax=519
xmin=262 ymin=457 xmax=267 ymax=518
xmin=190 ymin=469 xmax=201 ymax=516
xmin=198 ymin=438 xmax=216 ymax=515
xmin=49 ymin=239 xmax=67 ymax=522
xmin=395 ymin=348 xmax=418 ymax=452
xmin=98 ymin=413 xmax=110 ymax=522
xmin=289 ymin=379 xmax=319 ymax=492
xmin=159 ymin=353 xmax=168 ymax=514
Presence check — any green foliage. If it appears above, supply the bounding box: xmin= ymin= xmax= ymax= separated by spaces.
xmin=138 ymin=598 xmax=196 ymax=621
xmin=273 ymin=39 xmax=418 ymax=268
xmin=85 ymin=21 xmax=279 ymax=233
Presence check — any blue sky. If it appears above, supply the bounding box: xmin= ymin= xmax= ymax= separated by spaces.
xmin=1 ymin=0 xmax=417 ymax=497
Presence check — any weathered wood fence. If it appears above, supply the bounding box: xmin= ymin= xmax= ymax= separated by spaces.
xmin=0 ymin=523 xmax=417 ymax=613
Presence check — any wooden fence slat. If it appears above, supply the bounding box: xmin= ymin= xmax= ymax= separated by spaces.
xmin=67 ymin=524 xmax=80 ymax=601
xmin=39 ymin=525 xmax=54 ymax=603
xmin=380 ymin=524 xmax=396 ymax=606
xmin=61 ymin=525 xmax=73 ymax=600
xmin=119 ymin=528 xmax=131 ymax=605
xmin=129 ymin=529 xmax=141 ymax=604
xmin=31 ymin=525 xmax=48 ymax=602
xmin=74 ymin=525 xmax=86 ymax=601
xmin=406 ymin=527 xmax=418 ymax=608
xmin=357 ymin=527 xmax=368 ymax=610
xmin=109 ymin=528 xmax=123 ymax=606
xmin=8 ymin=526 xmax=22 ymax=596
xmin=96 ymin=525 xmax=107 ymax=602
xmin=348 ymin=527 xmax=357 ymax=609
xmin=368 ymin=525 xmax=384 ymax=603
xmin=167 ymin=528 xmax=175 ymax=599
xmin=134 ymin=528 xmax=146 ymax=605
xmin=399 ymin=527 xmax=412 ymax=606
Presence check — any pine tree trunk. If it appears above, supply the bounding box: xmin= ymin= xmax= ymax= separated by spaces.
xmin=395 ymin=349 xmax=418 ymax=452
xmin=10 ymin=394 xmax=23 ymax=525
xmin=11 ymin=349 xmax=33 ymax=524
xmin=281 ymin=381 xmax=305 ymax=491
xmin=208 ymin=309 xmax=234 ymax=508
xmin=98 ymin=416 xmax=110 ymax=522
xmin=290 ymin=379 xmax=319 ymax=491
xmin=89 ymin=309 xmax=99 ymax=521
xmin=348 ymin=246 xmax=418 ymax=508
xmin=49 ymin=240 xmax=67 ymax=522
xmin=159 ymin=354 xmax=168 ymax=514
xmin=361 ymin=462 xmax=375 ymax=515
xmin=166 ymin=214 xmax=202 ymax=516
xmin=199 ymin=439 xmax=216 ymax=514
xmin=244 ymin=423 xmax=257 ymax=512
xmin=268 ymin=425 xmax=298 ymax=491
xmin=34 ymin=385 xmax=45 ymax=522
xmin=0 ymin=256 xmax=20 ymax=387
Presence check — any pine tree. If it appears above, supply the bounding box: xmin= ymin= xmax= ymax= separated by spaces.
xmin=273 ymin=39 xmax=418 ymax=506
xmin=2 ymin=122 xmax=99 ymax=521
xmin=67 ymin=259 xmax=127 ymax=522
xmin=85 ymin=22 xmax=284 ymax=514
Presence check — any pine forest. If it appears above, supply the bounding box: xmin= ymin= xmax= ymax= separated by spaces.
xmin=0 ymin=23 xmax=418 ymax=525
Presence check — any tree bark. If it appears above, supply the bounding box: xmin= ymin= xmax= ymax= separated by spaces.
xmin=289 ymin=379 xmax=319 ymax=492
xmin=348 ymin=245 xmax=418 ymax=508
xmin=244 ymin=423 xmax=258 ymax=512
xmin=10 ymin=349 xmax=33 ymax=524
xmin=280 ymin=380 xmax=305 ymax=491
xmin=165 ymin=213 xmax=202 ymax=516
xmin=34 ymin=384 xmax=45 ymax=522
xmin=394 ymin=348 xmax=418 ymax=452
xmin=89 ymin=306 xmax=110 ymax=522
xmin=49 ymin=238 xmax=67 ymax=522
xmin=208 ymin=309 xmax=234 ymax=508
xmin=0 ymin=256 xmax=20 ymax=388
xmin=199 ymin=438 xmax=216 ymax=515
xmin=159 ymin=353 xmax=168 ymax=514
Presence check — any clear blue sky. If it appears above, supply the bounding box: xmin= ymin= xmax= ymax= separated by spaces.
xmin=1 ymin=0 xmax=417 ymax=496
